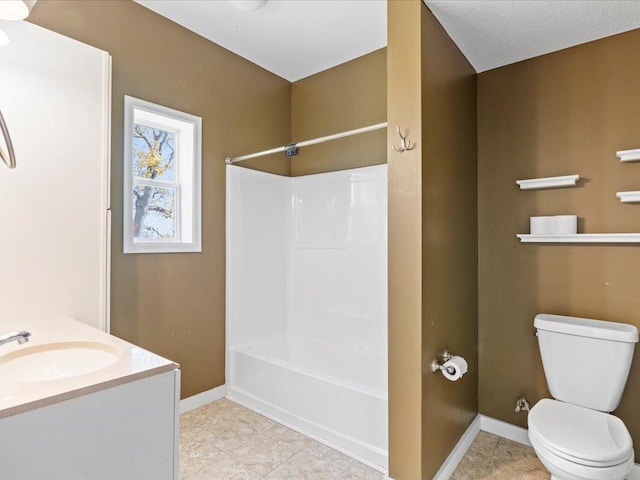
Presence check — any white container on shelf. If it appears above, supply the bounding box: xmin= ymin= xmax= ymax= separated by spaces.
xmin=530 ymin=216 xmax=556 ymax=235
xmin=555 ymin=215 xmax=577 ymax=235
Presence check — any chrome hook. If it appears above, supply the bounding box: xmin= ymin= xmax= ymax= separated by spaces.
xmin=392 ymin=126 xmax=415 ymax=153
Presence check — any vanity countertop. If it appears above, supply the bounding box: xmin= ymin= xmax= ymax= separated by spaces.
xmin=0 ymin=316 xmax=179 ymax=419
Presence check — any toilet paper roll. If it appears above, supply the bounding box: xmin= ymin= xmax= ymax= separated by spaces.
xmin=441 ymin=356 xmax=468 ymax=381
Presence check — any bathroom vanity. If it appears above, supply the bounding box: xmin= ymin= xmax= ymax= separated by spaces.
xmin=0 ymin=317 xmax=180 ymax=480
xmin=0 ymin=18 xmax=179 ymax=480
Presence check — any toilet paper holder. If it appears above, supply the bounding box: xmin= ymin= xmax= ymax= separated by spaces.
xmin=431 ymin=349 xmax=456 ymax=374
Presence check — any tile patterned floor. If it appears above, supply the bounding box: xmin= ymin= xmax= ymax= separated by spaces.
xmin=180 ymin=399 xmax=550 ymax=480
xmin=451 ymin=431 xmax=549 ymax=480
xmin=179 ymin=398 xmax=384 ymax=480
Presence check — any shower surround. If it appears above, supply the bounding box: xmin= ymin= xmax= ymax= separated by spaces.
xmin=226 ymin=164 xmax=388 ymax=470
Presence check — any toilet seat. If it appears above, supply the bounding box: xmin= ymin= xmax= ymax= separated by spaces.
xmin=529 ymin=399 xmax=633 ymax=467
xmin=530 ymin=431 xmax=634 ymax=480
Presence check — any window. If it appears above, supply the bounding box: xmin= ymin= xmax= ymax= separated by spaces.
xmin=123 ymin=96 xmax=201 ymax=253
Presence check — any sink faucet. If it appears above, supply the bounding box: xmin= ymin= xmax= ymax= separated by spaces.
xmin=0 ymin=331 xmax=31 ymax=348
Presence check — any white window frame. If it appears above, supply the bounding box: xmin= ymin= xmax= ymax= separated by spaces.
xmin=123 ymin=96 xmax=202 ymax=253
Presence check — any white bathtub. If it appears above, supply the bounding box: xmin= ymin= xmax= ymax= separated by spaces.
xmin=227 ymin=334 xmax=388 ymax=470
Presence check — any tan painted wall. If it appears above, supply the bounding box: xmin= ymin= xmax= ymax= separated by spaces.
xmin=290 ymin=49 xmax=387 ymax=176
xmin=478 ymin=28 xmax=640 ymax=456
xmin=387 ymin=1 xmax=423 ymax=477
xmin=30 ymin=0 xmax=291 ymax=398
xmin=387 ymin=2 xmax=478 ymax=478
xmin=420 ymin=5 xmax=478 ymax=478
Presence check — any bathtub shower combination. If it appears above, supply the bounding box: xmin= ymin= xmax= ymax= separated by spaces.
xmin=226 ymin=164 xmax=388 ymax=470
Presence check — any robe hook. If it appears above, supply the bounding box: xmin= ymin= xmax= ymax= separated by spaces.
xmin=392 ymin=126 xmax=415 ymax=153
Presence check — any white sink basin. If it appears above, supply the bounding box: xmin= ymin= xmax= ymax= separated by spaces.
xmin=0 ymin=342 xmax=121 ymax=381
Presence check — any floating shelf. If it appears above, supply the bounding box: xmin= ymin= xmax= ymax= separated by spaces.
xmin=616 ymin=149 xmax=640 ymax=162
xmin=516 ymin=175 xmax=580 ymax=190
xmin=616 ymin=191 xmax=640 ymax=203
xmin=517 ymin=234 xmax=640 ymax=243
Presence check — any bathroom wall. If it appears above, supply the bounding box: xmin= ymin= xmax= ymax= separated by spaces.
xmin=419 ymin=4 xmax=478 ymax=478
xmin=387 ymin=2 xmax=478 ymax=479
xmin=289 ymin=165 xmax=388 ymax=355
xmin=29 ymin=0 xmax=383 ymax=400
xmin=227 ymin=164 xmax=388 ymax=357
xmin=478 ymin=29 xmax=640 ymax=457
xmin=387 ymin=1 xmax=423 ymax=477
xmin=226 ymin=167 xmax=290 ymax=347
xmin=29 ymin=0 xmax=291 ymax=398
xmin=290 ymin=49 xmax=387 ymax=176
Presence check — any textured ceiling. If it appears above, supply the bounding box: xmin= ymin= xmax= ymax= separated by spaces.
xmin=134 ymin=0 xmax=387 ymax=82
xmin=425 ymin=0 xmax=640 ymax=72
xmin=135 ymin=1 xmax=640 ymax=79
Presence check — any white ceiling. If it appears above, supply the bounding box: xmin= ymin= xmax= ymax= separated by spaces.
xmin=425 ymin=0 xmax=640 ymax=72
xmin=136 ymin=0 xmax=640 ymax=80
xmin=134 ymin=0 xmax=387 ymax=82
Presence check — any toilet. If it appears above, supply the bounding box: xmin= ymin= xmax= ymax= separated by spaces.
xmin=529 ymin=314 xmax=639 ymax=480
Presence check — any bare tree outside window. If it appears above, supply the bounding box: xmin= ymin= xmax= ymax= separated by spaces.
xmin=123 ymin=96 xmax=201 ymax=254
xmin=132 ymin=124 xmax=179 ymax=240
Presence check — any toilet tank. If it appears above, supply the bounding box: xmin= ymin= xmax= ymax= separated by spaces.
xmin=535 ymin=314 xmax=639 ymax=412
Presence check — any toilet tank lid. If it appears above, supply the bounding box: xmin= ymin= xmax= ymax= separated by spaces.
xmin=534 ymin=314 xmax=639 ymax=343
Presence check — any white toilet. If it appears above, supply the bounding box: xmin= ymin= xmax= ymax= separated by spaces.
xmin=529 ymin=313 xmax=639 ymax=480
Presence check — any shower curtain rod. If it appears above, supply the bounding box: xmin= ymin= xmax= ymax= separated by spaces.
xmin=225 ymin=122 xmax=388 ymax=165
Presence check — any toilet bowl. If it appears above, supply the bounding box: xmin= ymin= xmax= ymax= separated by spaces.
xmin=528 ymin=399 xmax=634 ymax=480
xmin=530 ymin=314 xmax=639 ymax=480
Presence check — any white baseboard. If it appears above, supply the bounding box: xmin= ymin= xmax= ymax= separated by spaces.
xmin=479 ymin=414 xmax=531 ymax=446
xmin=180 ymin=384 xmax=227 ymax=414
xmin=433 ymin=415 xmax=482 ymax=480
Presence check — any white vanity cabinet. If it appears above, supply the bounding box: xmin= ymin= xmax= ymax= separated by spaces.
xmin=0 ymin=369 xmax=180 ymax=480
xmin=0 ymin=317 xmax=180 ymax=480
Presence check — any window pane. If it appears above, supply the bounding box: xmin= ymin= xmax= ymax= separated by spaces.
xmin=132 ymin=123 xmax=176 ymax=182
xmin=133 ymin=185 xmax=177 ymax=240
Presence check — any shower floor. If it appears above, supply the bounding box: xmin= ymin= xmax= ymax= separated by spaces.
xmin=180 ymin=399 xmax=549 ymax=479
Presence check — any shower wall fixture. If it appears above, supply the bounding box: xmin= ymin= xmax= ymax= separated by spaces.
xmin=226 ymin=164 xmax=388 ymax=470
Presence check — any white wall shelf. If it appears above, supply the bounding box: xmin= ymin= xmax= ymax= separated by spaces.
xmin=616 ymin=191 xmax=640 ymax=203
xmin=616 ymin=149 xmax=640 ymax=162
xmin=517 ymin=233 xmax=640 ymax=243
xmin=516 ymin=175 xmax=580 ymax=190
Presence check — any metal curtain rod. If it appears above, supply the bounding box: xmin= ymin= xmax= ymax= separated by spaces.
xmin=0 ymin=109 xmax=17 ymax=169
xmin=225 ymin=122 xmax=388 ymax=165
